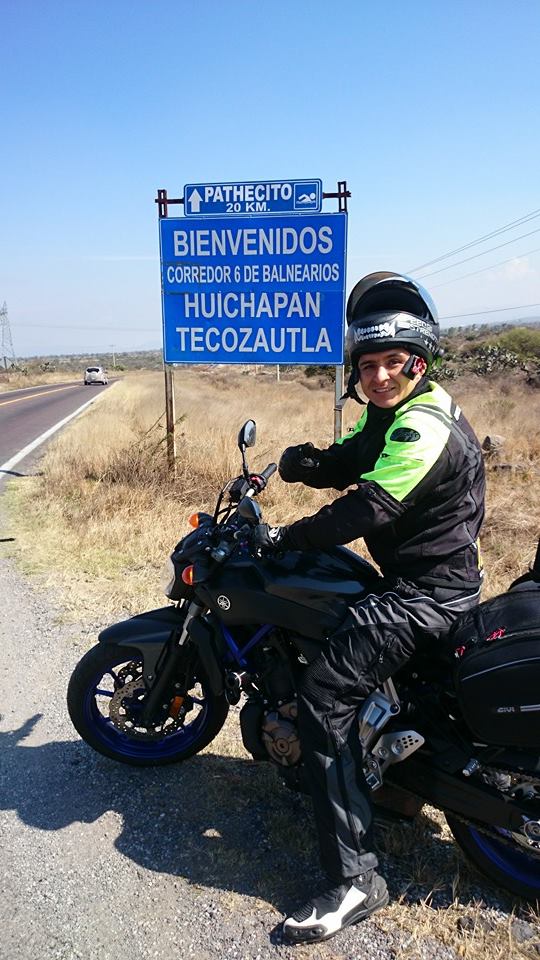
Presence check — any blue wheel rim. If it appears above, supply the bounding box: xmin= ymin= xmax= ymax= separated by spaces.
xmin=469 ymin=827 xmax=540 ymax=890
xmin=83 ymin=652 xmax=212 ymax=761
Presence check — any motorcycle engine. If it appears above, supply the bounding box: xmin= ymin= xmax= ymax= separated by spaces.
xmin=261 ymin=700 xmax=301 ymax=766
xmin=239 ymin=633 xmax=301 ymax=767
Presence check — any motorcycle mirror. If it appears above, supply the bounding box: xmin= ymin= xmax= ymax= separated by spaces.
xmin=237 ymin=496 xmax=262 ymax=523
xmin=238 ymin=420 xmax=256 ymax=451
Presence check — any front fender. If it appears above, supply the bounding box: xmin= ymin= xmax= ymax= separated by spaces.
xmin=98 ymin=606 xmax=185 ymax=683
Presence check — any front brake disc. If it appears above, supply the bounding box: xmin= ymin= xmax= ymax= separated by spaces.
xmin=108 ymin=679 xmax=186 ymax=740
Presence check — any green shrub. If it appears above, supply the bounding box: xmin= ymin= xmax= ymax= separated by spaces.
xmin=470 ymin=344 xmax=521 ymax=376
xmin=496 ymin=327 xmax=540 ymax=360
xmin=430 ymin=364 xmax=457 ymax=382
xmin=304 ymin=365 xmax=334 ymax=382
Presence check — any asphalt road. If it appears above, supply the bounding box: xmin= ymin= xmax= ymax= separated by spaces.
xmin=0 ymin=381 xmax=113 ymax=481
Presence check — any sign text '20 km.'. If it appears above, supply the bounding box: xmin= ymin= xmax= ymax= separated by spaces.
xmin=160 ymin=213 xmax=347 ymax=364
xmin=184 ymin=180 xmax=322 ymax=216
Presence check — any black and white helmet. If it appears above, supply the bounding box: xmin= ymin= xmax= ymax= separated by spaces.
xmin=345 ymin=271 xmax=440 ymax=368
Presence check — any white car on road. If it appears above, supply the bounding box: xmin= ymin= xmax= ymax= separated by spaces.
xmin=84 ymin=366 xmax=108 ymax=385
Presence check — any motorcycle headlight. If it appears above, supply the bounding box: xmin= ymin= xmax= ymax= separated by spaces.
xmin=160 ymin=555 xmax=177 ymax=598
xmin=160 ymin=554 xmax=195 ymax=601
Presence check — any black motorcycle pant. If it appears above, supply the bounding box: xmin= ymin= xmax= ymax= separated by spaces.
xmin=297 ymin=581 xmax=480 ymax=883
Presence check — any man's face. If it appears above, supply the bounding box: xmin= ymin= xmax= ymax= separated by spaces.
xmin=357 ymin=348 xmax=426 ymax=408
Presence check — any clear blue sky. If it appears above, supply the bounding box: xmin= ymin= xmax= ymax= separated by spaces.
xmin=2 ymin=0 xmax=540 ymax=357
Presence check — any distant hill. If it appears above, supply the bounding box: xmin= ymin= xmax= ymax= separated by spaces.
xmin=10 ymin=318 xmax=540 ymax=374
xmin=442 ymin=316 xmax=540 ymax=335
xmin=16 ymin=349 xmax=164 ymax=373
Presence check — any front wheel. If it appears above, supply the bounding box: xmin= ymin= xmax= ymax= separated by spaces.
xmin=447 ymin=815 xmax=540 ymax=901
xmin=67 ymin=642 xmax=229 ymax=766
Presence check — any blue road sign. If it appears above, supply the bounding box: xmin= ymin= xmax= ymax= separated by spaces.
xmin=160 ymin=212 xmax=347 ymax=364
xmin=184 ymin=179 xmax=322 ymax=217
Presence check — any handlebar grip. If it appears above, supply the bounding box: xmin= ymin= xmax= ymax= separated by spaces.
xmin=261 ymin=462 xmax=278 ymax=481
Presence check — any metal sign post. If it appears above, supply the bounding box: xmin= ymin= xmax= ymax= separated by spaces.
xmin=334 ymin=365 xmax=345 ymax=442
xmin=164 ymin=363 xmax=176 ymax=477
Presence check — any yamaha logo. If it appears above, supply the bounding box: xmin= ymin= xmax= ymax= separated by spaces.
xmin=217 ymin=595 xmax=231 ymax=610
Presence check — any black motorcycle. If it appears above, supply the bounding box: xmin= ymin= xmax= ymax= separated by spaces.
xmin=68 ymin=420 xmax=540 ymax=901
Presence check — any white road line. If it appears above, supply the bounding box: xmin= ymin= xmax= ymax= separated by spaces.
xmin=0 ymin=387 xmax=113 ymax=474
xmin=0 ymin=384 xmax=81 ymax=407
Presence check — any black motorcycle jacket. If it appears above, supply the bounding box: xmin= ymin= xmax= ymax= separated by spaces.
xmin=280 ymin=379 xmax=485 ymax=589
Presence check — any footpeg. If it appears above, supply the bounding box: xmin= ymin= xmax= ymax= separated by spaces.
xmin=376 ymin=730 xmax=425 ymax=764
xmin=364 ymin=730 xmax=425 ymax=791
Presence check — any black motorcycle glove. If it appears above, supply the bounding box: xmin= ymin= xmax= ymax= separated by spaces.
xmin=278 ymin=442 xmax=321 ymax=483
xmin=251 ymin=524 xmax=289 ymax=552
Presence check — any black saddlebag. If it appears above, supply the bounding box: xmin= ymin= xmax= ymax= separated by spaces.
xmin=449 ymin=577 xmax=540 ymax=749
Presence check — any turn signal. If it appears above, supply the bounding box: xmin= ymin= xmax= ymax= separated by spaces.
xmin=181 ymin=565 xmax=195 ymax=585
xmin=188 ymin=513 xmax=201 ymax=528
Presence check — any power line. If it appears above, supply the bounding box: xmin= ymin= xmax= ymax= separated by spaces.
xmin=415 ymin=226 xmax=540 ymax=280
xmin=10 ymin=322 xmax=158 ymax=332
xmin=440 ymin=302 xmax=540 ymax=321
xmin=408 ymin=206 xmax=540 ymax=274
xmin=431 ymin=246 xmax=540 ymax=289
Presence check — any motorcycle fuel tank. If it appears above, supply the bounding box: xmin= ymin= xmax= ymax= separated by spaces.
xmin=197 ymin=546 xmax=379 ymax=640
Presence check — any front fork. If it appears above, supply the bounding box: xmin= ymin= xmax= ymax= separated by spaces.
xmin=139 ymin=600 xmax=204 ymax=725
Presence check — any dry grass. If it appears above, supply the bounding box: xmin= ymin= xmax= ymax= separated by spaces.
xmin=3 ymin=368 xmax=540 ymax=956
xmin=3 ymin=369 xmax=344 ymax=617
xmin=0 ymin=370 xmax=83 ymax=392
xmin=4 ymin=368 xmax=539 ymax=613
xmin=374 ymin=810 xmax=540 ymax=959
xmin=377 ymin=901 xmax=537 ymax=959
xmin=451 ymin=375 xmax=540 ymax=597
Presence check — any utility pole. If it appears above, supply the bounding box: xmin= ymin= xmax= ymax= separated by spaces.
xmin=0 ymin=302 xmax=16 ymax=370
xmin=334 ymin=365 xmax=345 ymax=442
xmin=110 ymin=344 xmax=116 ymax=369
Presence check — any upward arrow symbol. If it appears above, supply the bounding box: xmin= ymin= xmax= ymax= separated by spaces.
xmin=189 ymin=189 xmax=202 ymax=213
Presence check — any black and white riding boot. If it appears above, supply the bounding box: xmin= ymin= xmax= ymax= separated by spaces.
xmin=282 ymin=870 xmax=388 ymax=944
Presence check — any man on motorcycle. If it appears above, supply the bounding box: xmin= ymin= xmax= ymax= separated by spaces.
xmin=254 ymin=271 xmax=486 ymax=944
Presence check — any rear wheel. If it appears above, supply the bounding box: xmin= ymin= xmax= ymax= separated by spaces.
xmin=447 ymin=815 xmax=540 ymax=901
xmin=67 ymin=642 xmax=229 ymax=766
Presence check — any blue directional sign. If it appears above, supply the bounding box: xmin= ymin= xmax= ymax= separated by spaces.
xmin=184 ymin=179 xmax=322 ymax=217
xmin=160 ymin=212 xmax=347 ymax=364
